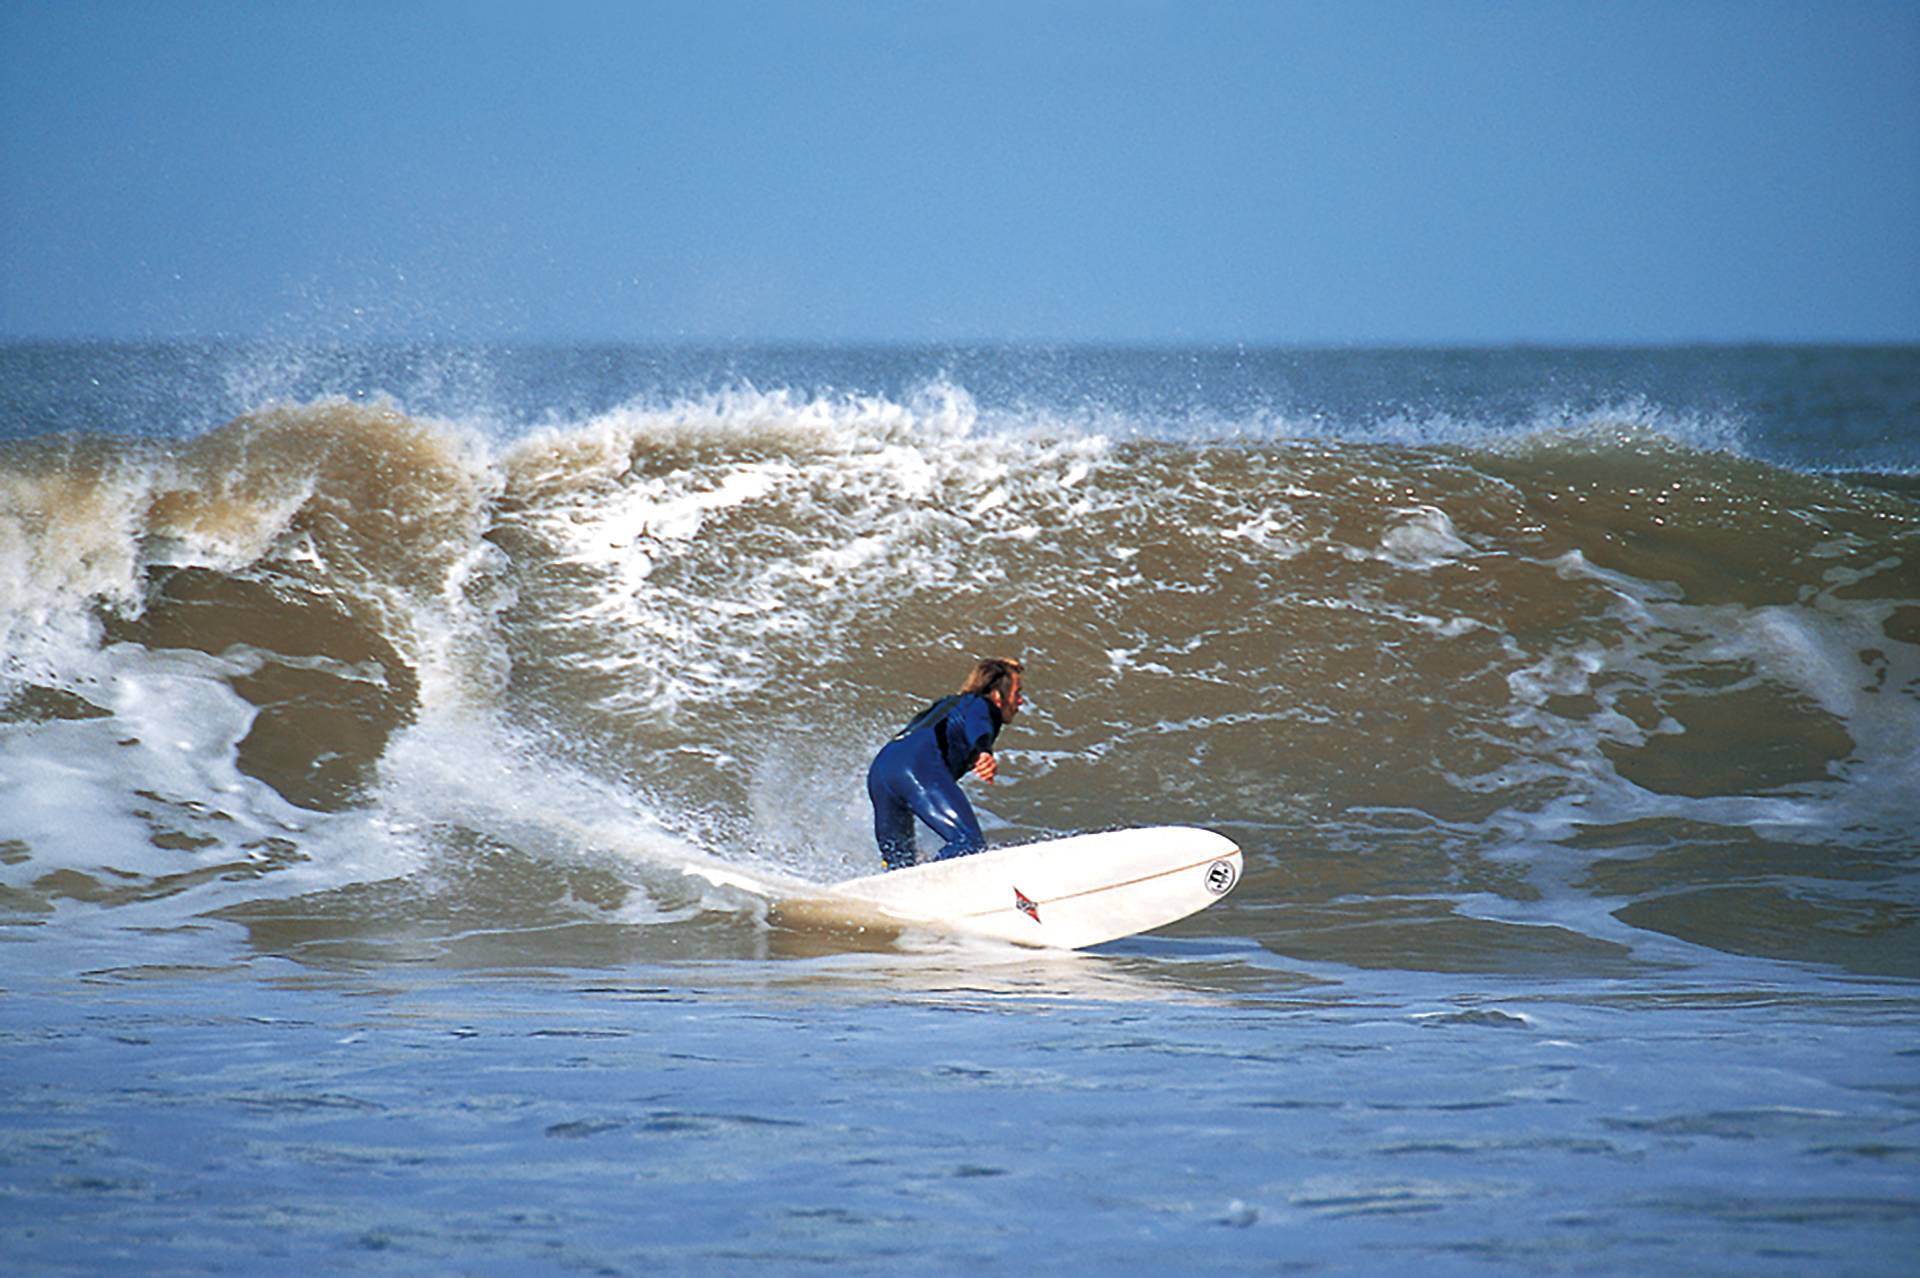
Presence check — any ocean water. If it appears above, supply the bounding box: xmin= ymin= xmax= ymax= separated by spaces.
xmin=3 ymin=341 xmax=1917 ymax=1273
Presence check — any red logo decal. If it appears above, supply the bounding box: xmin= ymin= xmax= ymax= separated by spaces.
xmin=1013 ymin=887 xmax=1041 ymax=923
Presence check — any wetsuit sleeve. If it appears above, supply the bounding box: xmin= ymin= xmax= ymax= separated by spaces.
xmin=945 ymin=696 xmax=1001 ymax=775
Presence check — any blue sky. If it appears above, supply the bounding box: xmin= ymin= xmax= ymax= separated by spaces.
xmin=2 ymin=0 xmax=1916 ymax=344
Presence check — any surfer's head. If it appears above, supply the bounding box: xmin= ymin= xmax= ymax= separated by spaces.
xmin=961 ymin=657 xmax=1024 ymax=719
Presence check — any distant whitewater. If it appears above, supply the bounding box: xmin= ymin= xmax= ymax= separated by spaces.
xmin=2 ymin=342 xmax=1916 ymax=976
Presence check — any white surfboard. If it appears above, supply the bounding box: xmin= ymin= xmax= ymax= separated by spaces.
xmin=697 ymin=826 xmax=1242 ymax=950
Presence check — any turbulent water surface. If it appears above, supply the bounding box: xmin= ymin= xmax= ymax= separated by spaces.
xmin=3 ymin=342 xmax=1917 ymax=1273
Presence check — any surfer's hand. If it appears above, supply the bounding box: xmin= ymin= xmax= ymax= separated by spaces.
xmin=972 ymin=752 xmax=998 ymax=784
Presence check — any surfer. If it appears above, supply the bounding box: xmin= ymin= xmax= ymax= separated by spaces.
xmin=867 ymin=657 xmax=1024 ymax=871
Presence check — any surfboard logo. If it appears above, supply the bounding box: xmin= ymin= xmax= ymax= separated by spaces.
xmin=1205 ymin=860 xmax=1238 ymax=895
xmin=1013 ymin=887 xmax=1041 ymax=923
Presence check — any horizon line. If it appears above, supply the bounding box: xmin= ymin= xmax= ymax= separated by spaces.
xmin=4 ymin=332 xmax=1918 ymax=352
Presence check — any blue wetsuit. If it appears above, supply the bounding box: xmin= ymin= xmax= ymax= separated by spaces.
xmin=866 ymin=693 xmax=1004 ymax=871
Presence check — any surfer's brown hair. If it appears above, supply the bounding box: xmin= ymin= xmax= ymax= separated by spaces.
xmin=959 ymin=657 xmax=1024 ymax=700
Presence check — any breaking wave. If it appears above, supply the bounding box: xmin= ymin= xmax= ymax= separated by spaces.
xmin=3 ymin=350 xmax=1917 ymax=976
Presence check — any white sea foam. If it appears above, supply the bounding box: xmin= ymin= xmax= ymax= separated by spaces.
xmin=493 ymin=382 xmax=1117 ymax=721
xmin=1377 ymin=505 xmax=1473 ymax=570
xmin=0 ymin=642 xmax=407 ymax=925
xmin=374 ymin=712 xmax=731 ymax=906
xmin=1479 ymin=546 xmax=1920 ymax=883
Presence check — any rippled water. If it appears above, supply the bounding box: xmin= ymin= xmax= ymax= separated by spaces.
xmin=8 ymin=955 xmax=1917 ymax=1275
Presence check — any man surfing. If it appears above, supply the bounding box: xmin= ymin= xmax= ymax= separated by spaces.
xmin=866 ymin=657 xmax=1024 ymax=871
